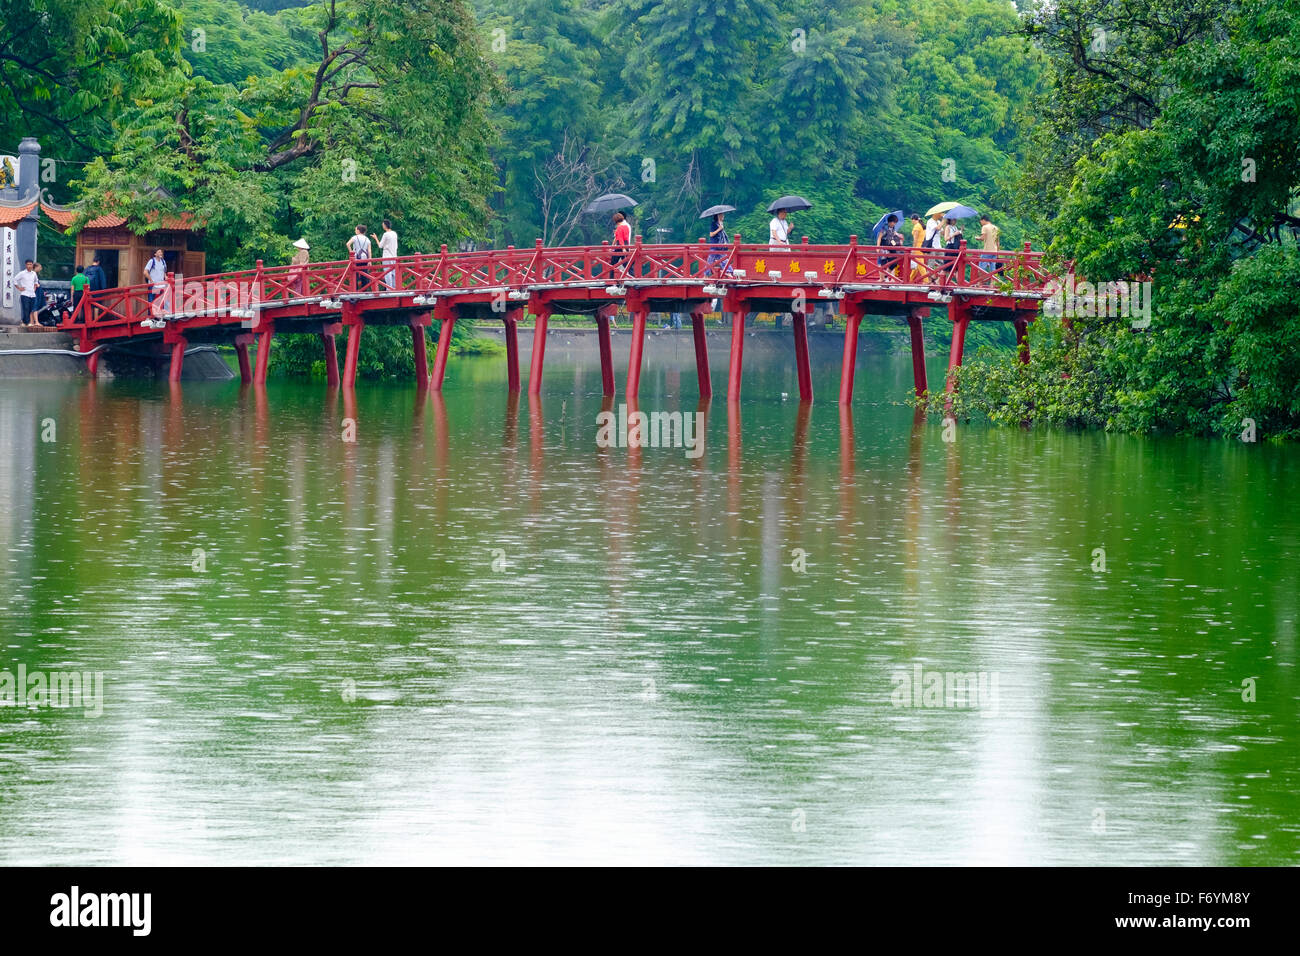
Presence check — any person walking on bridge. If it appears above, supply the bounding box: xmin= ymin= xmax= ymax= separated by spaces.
xmin=978 ymin=215 xmax=1000 ymax=275
xmin=910 ymin=214 xmax=926 ymax=280
xmin=878 ymin=215 xmax=905 ymax=277
xmin=140 ymin=250 xmax=169 ymax=328
xmin=289 ymin=238 xmax=310 ymax=296
xmin=374 ymin=220 xmax=398 ymax=290
xmin=769 ymin=209 xmax=791 ymax=248
xmin=347 ymin=224 xmax=373 ymax=290
xmin=85 ymin=256 xmax=107 ymax=292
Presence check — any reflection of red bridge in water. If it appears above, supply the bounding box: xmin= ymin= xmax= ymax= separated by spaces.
xmin=65 ymin=235 xmax=1053 ymax=403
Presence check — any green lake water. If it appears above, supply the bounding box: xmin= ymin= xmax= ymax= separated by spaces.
xmin=1 ymin=347 xmax=1296 ymax=864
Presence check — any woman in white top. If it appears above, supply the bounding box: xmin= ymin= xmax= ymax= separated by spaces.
xmin=769 ymin=210 xmax=791 ymax=247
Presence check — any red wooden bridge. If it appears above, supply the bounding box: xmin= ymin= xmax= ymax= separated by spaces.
xmin=62 ymin=234 xmax=1053 ymax=403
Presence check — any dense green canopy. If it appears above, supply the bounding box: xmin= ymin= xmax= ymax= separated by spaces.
xmin=952 ymin=0 xmax=1300 ymax=439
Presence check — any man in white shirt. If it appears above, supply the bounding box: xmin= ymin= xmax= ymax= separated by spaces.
xmin=924 ymin=213 xmax=946 ymax=275
xmin=12 ymin=260 xmax=38 ymax=327
xmin=347 ymin=224 xmax=373 ymax=289
xmin=374 ymin=219 xmax=398 ymax=289
xmin=140 ymin=249 xmax=169 ymax=328
xmin=769 ymin=210 xmax=791 ymax=247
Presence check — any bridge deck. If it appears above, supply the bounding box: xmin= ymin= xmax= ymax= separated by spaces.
xmin=60 ymin=236 xmax=1052 ymax=403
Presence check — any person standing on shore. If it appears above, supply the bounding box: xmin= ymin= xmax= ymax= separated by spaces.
xmin=12 ymin=259 xmax=38 ymax=327
xmin=32 ymin=262 xmax=46 ymax=314
xmin=69 ymin=265 xmax=88 ymax=318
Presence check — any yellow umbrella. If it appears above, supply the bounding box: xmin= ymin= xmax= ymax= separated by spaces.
xmin=925 ymin=201 xmax=962 ymax=217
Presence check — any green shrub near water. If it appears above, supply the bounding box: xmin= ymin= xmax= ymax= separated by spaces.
xmin=270 ymin=320 xmax=502 ymax=380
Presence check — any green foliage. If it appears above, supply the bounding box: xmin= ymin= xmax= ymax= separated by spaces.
xmin=0 ymin=0 xmax=186 ymax=167
xmin=470 ymin=0 xmax=1043 ymax=248
xmin=953 ymin=0 xmax=1300 ymax=440
xmin=69 ymin=0 xmax=499 ymax=272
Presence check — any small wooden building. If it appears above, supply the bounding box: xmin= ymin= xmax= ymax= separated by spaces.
xmin=41 ymin=201 xmax=205 ymax=288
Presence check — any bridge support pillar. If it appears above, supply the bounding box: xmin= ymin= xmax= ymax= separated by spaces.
xmin=322 ymin=332 xmax=340 ymax=387
xmin=528 ymin=304 xmax=551 ymax=396
xmin=944 ymin=302 xmax=971 ymax=412
xmin=503 ymin=308 xmax=521 ymax=393
xmin=727 ymin=303 xmax=746 ymax=402
xmin=625 ymin=299 xmax=648 ymax=400
xmin=341 ymin=305 xmax=364 ymax=389
xmin=792 ymin=311 xmax=812 ymax=402
xmin=690 ymin=307 xmax=712 ymax=399
xmin=83 ymin=337 xmax=99 ymax=378
xmin=907 ymin=307 xmax=928 ymax=398
xmin=1014 ymin=316 xmax=1030 ymax=364
xmin=168 ymin=336 xmax=186 ymax=383
xmin=595 ymin=305 xmax=616 ymax=397
xmin=431 ymin=315 xmax=455 ymax=390
xmin=234 ymin=335 xmax=253 ymax=385
xmin=410 ymin=313 xmax=432 ymax=389
xmin=839 ymin=302 xmax=865 ymax=405
xmin=254 ymin=329 xmax=273 ymax=385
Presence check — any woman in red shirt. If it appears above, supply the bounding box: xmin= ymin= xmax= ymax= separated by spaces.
xmin=611 ymin=212 xmax=632 ymax=267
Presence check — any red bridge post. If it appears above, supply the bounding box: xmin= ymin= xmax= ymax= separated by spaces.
xmin=528 ymin=302 xmax=550 ymax=396
xmin=254 ymin=325 xmax=274 ymax=385
xmin=503 ymin=307 xmax=521 ymax=393
xmin=595 ymin=304 xmax=616 ymax=397
xmin=342 ymin=304 xmax=364 ymax=389
xmin=411 ymin=312 xmax=432 ymax=389
xmin=690 ymin=306 xmax=712 ymax=399
xmin=839 ymin=300 xmax=865 ymax=405
xmin=908 ymin=307 xmax=928 ymax=398
xmin=944 ymin=300 xmax=971 ymax=412
xmin=1014 ymin=316 xmax=1030 ymax=364
xmin=431 ymin=309 xmax=455 ymax=391
xmin=167 ymin=336 xmax=186 ymax=383
xmin=234 ymin=332 xmax=254 ymax=385
xmin=792 ymin=309 xmax=813 ymax=403
xmin=726 ymin=296 xmax=745 ymax=402
xmin=625 ymin=295 xmax=649 ymax=400
xmin=320 ymin=323 xmax=341 ymax=388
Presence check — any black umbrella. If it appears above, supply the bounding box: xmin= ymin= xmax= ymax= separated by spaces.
xmin=699 ymin=204 xmax=737 ymax=219
xmin=584 ymin=193 xmax=638 ymax=214
xmin=767 ymin=195 xmax=812 ymax=213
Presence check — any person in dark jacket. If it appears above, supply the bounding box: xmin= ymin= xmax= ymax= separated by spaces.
xmin=84 ymin=257 xmax=108 ymax=291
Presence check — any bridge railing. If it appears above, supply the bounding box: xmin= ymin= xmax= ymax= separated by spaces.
xmin=61 ymin=240 xmax=1052 ymax=336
